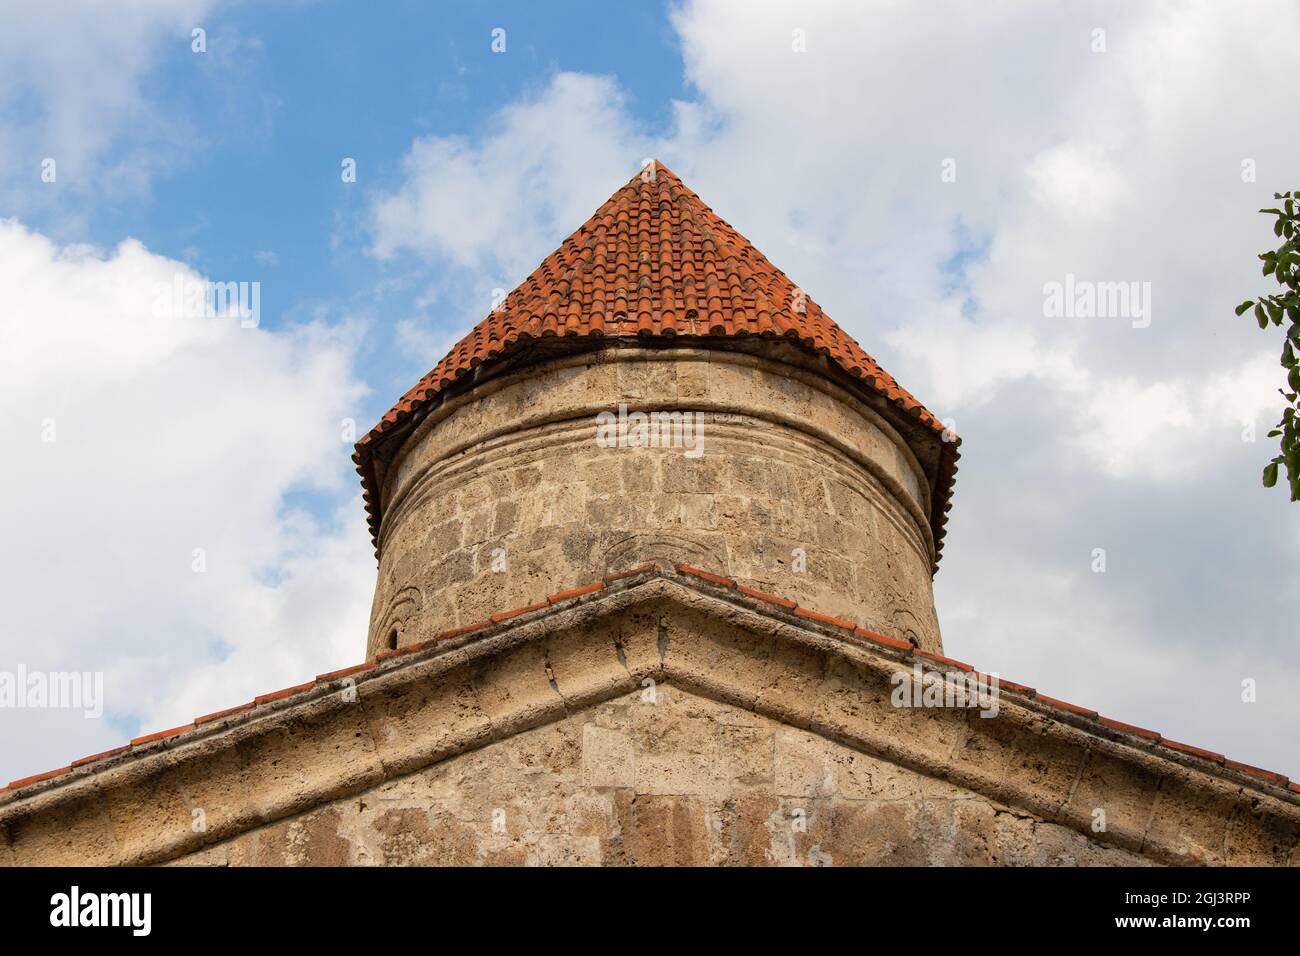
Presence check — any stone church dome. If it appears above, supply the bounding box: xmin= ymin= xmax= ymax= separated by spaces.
xmin=355 ymin=163 xmax=960 ymax=659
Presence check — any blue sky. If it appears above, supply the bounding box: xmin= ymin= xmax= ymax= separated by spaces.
xmin=3 ymin=0 xmax=1299 ymax=787
xmin=26 ymin=1 xmax=688 ymax=457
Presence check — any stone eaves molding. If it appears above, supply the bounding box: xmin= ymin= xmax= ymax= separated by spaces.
xmin=2 ymin=568 xmax=1297 ymax=866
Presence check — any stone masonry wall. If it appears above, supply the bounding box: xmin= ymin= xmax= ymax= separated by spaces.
xmin=170 ymin=685 xmax=1147 ymax=867
xmin=367 ymin=348 xmax=941 ymax=658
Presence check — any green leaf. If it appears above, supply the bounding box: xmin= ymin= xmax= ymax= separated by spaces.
xmin=1236 ymin=299 xmax=1255 ymax=316
xmin=1265 ymin=462 xmax=1280 ymax=487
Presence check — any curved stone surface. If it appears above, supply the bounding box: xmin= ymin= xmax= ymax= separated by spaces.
xmin=368 ymin=347 xmax=942 ymax=657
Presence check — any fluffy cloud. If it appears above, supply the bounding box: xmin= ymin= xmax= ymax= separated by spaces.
xmin=371 ymin=72 xmax=654 ymax=273
xmin=367 ymin=0 xmax=1300 ymax=775
xmin=0 ymin=220 xmax=373 ymax=781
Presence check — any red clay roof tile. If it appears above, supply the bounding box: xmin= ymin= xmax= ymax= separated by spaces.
xmin=604 ymin=563 xmax=659 ymax=583
xmin=71 ymin=745 xmax=129 ymax=768
xmin=254 ymin=681 xmax=315 ymax=705
xmin=316 ymin=662 xmax=377 ymax=682
xmin=736 ymin=584 xmax=798 ymax=610
xmin=1225 ymin=759 xmax=1288 ymax=785
xmin=853 ymin=627 xmax=912 ymax=652
xmin=1099 ymin=716 xmax=1161 ymax=741
xmin=195 ymin=702 xmax=255 ymax=725
xmin=676 ymin=563 xmax=734 ymax=587
xmin=915 ymin=649 xmax=973 ymax=672
xmin=491 ymin=601 xmax=550 ymax=624
xmin=436 ymin=619 xmax=492 ymax=641
xmin=130 ymin=723 xmax=194 ymax=746
xmin=353 ymin=165 xmax=959 ymax=567
xmin=8 ymin=766 xmax=70 ymax=790
xmin=994 ymin=678 xmax=1035 ymax=696
xmin=1035 ymin=694 xmax=1099 ymax=718
xmin=793 ymin=606 xmax=856 ymax=631
xmin=547 ymin=581 xmax=605 ymax=604
xmin=1161 ymin=738 xmax=1226 ymax=764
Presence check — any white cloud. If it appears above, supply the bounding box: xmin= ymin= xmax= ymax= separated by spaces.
xmin=371 ymin=72 xmax=653 ymax=274
xmin=0 ymin=220 xmax=374 ymax=782
xmin=0 ymin=0 xmax=225 ymax=213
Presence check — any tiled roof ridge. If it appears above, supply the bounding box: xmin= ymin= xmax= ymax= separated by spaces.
xmin=7 ymin=561 xmax=1289 ymax=803
xmin=352 ymin=162 xmax=961 ymax=564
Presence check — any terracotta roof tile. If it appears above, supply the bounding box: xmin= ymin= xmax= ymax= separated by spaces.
xmin=793 ymin=606 xmax=856 ymax=631
xmin=195 ymin=702 xmax=254 ymax=725
xmin=1225 ymin=759 xmax=1288 ymax=785
xmin=1099 ymin=716 xmax=1161 ymax=742
xmin=995 ymin=678 xmax=1036 ymax=696
xmin=71 ymin=745 xmax=129 ymax=768
xmin=316 ymin=662 xmax=377 ymax=682
xmin=491 ymin=601 xmax=550 ymax=624
xmin=853 ymin=627 xmax=912 ymax=652
xmin=1161 ymin=739 xmax=1226 ymax=764
xmin=436 ymin=619 xmax=492 ymax=641
xmin=1035 ymin=694 xmax=1099 ymax=719
xmin=254 ymin=681 xmax=316 ymax=706
xmin=676 ymin=563 xmax=734 ymax=587
xmin=353 ymin=164 xmax=959 ymax=566
xmin=130 ymin=723 xmax=193 ymax=746
xmin=604 ymin=563 xmax=660 ymax=583
xmin=8 ymin=767 xmax=69 ymax=790
xmin=915 ymin=649 xmax=973 ymax=672
xmin=547 ymin=582 xmax=605 ymax=604
xmin=736 ymin=584 xmax=798 ymax=610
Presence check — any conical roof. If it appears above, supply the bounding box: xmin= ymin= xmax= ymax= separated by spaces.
xmin=355 ymin=163 xmax=959 ymax=564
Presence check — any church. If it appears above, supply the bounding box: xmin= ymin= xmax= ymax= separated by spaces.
xmin=3 ymin=164 xmax=1296 ymax=866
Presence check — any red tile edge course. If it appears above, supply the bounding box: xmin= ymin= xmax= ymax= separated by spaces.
xmin=916 ymin=649 xmax=973 ymax=672
xmin=1225 ymin=759 xmax=1289 ymax=785
xmin=195 ymin=702 xmax=255 ymax=726
xmin=854 ymin=627 xmax=911 ymax=652
xmin=1161 ymin=739 xmax=1226 ymax=764
xmin=676 ymin=563 xmax=734 ymax=587
xmin=605 ymin=562 xmax=660 ymax=583
xmin=5 ymin=561 xmax=1293 ymax=798
xmin=71 ymin=745 xmax=129 ymax=768
xmin=1098 ymin=716 xmax=1161 ymax=742
xmin=316 ymin=662 xmax=376 ymax=682
xmin=1034 ymin=694 xmax=1099 ymax=719
xmin=548 ymin=581 xmax=605 ymax=604
xmin=7 ymin=766 xmax=70 ymax=790
xmin=254 ymin=681 xmax=316 ymax=706
xmin=130 ymin=723 xmax=194 ymax=747
xmin=736 ymin=584 xmax=797 ymax=610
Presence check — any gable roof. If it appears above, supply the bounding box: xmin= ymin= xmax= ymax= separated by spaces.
xmin=353 ymin=163 xmax=960 ymax=563
xmin=5 ymin=562 xmax=1294 ymax=812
